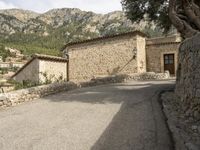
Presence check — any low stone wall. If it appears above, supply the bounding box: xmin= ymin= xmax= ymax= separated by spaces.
xmin=0 ymin=72 xmax=170 ymax=108
xmin=127 ymin=71 xmax=170 ymax=80
xmin=79 ymin=72 xmax=170 ymax=87
xmin=0 ymin=82 xmax=78 ymax=108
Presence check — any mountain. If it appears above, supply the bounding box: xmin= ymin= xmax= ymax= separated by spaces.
xmin=0 ymin=9 xmax=39 ymax=21
xmin=0 ymin=8 xmax=163 ymax=56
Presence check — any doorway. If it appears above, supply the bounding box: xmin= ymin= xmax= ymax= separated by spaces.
xmin=164 ymin=54 xmax=175 ymax=75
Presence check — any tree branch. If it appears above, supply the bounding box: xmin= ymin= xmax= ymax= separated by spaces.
xmin=191 ymin=0 xmax=200 ymax=17
xmin=169 ymin=0 xmax=198 ymax=38
xmin=183 ymin=0 xmax=200 ymax=30
xmin=169 ymin=0 xmax=184 ymax=30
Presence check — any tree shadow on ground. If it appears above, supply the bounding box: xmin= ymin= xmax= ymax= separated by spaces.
xmin=43 ymin=80 xmax=175 ymax=150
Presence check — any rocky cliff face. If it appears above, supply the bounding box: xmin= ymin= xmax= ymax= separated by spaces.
xmin=0 ymin=8 xmax=155 ymax=37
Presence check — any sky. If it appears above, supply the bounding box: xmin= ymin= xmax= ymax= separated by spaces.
xmin=0 ymin=0 xmax=122 ymax=14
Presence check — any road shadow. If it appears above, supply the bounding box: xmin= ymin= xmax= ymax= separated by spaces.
xmin=43 ymin=80 xmax=175 ymax=150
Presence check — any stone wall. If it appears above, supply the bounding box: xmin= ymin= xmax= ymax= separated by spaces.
xmin=0 ymin=72 xmax=169 ymax=108
xmin=14 ymin=59 xmax=39 ymax=83
xmin=176 ymin=33 xmax=200 ymax=120
xmin=137 ymin=36 xmax=146 ymax=73
xmin=0 ymin=82 xmax=77 ymax=108
xmin=146 ymin=35 xmax=180 ymax=74
xmin=65 ymin=34 xmax=146 ymax=81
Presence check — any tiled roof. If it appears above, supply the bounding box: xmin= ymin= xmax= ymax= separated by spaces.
xmin=33 ymin=54 xmax=68 ymax=62
xmin=62 ymin=31 xmax=147 ymax=50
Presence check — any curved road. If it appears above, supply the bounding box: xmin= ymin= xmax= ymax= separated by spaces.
xmin=0 ymin=80 xmax=175 ymax=150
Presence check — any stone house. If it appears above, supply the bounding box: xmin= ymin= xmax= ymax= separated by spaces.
xmin=12 ymin=54 xmax=68 ymax=84
xmin=63 ymin=31 xmax=181 ymax=81
xmin=12 ymin=31 xmax=181 ymax=83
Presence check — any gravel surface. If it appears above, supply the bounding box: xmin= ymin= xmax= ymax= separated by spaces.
xmin=0 ymin=80 xmax=175 ymax=150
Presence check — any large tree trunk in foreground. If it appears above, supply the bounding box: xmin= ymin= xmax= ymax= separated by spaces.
xmin=175 ymin=33 xmax=200 ymax=120
xmin=168 ymin=0 xmax=200 ymax=120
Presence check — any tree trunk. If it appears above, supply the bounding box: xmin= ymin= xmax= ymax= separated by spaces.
xmin=175 ymin=33 xmax=200 ymax=120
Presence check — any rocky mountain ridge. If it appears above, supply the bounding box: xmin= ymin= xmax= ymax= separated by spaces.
xmin=0 ymin=8 xmax=160 ymax=56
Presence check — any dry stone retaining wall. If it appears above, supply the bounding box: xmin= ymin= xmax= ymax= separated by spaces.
xmin=0 ymin=82 xmax=78 ymax=108
xmin=176 ymin=33 xmax=200 ymax=120
xmin=0 ymin=72 xmax=170 ymax=109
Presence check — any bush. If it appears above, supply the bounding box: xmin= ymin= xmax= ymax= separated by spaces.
xmin=8 ymin=79 xmax=39 ymax=90
xmin=0 ymin=68 xmax=9 ymax=75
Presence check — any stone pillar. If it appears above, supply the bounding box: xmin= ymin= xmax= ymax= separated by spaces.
xmin=175 ymin=33 xmax=200 ymax=120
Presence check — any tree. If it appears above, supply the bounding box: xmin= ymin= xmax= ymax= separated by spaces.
xmin=121 ymin=0 xmax=200 ymax=38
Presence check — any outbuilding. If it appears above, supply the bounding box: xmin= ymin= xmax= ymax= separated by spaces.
xmin=12 ymin=54 xmax=69 ymax=84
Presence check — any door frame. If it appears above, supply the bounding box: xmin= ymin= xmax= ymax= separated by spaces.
xmin=160 ymin=51 xmax=177 ymax=75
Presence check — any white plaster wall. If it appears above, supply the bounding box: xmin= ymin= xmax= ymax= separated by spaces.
xmin=39 ymin=60 xmax=67 ymax=83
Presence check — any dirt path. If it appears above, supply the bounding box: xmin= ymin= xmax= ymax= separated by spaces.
xmin=0 ymin=80 xmax=175 ymax=150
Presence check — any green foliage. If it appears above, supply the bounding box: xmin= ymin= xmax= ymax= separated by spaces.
xmin=40 ymin=72 xmax=54 ymax=84
xmin=0 ymin=21 xmax=98 ymax=56
xmin=7 ymin=72 xmax=65 ymax=91
xmin=6 ymin=43 xmax=61 ymax=56
xmin=0 ymin=68 xmax=8 ymax=75
xmin=8 ymin=79 xmax=39 ymax=90
xmin=121 ymin=0 xmax=172 ymax=33
xmin=40 ymin=72 xmax=65 ymax=84
xmin=0 ymin=33 xmax=61 ymax=56
xmin=142 ymin=26 xmax=164 ymax=38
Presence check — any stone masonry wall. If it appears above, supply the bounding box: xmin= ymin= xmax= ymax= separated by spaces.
xmin=146 ymin=36 xmax=180 ymax=74
xmin=137 ymin=36 xmax=146 ymax=73
xmin=65 ymin=34 xmax=146 ymax=81
xmin=0 ymin=82 xmax=77 ymax=108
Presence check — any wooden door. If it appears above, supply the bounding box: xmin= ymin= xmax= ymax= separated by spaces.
xmin=164 ymin=54 xmax=175 ymax=75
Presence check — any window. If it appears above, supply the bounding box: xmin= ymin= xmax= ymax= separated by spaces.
xmin=164 ymin=54 xmax=174 ymax=65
